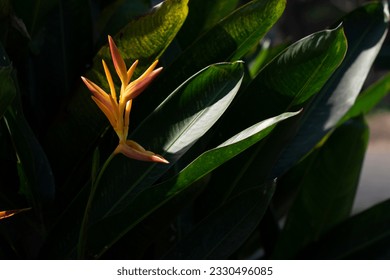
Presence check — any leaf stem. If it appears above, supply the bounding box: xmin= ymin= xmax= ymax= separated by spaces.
xmin=78 ymin=151 xmax=116 ymax=259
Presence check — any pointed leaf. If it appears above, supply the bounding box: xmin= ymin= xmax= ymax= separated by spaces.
xmin=217 ymin=25 xmax=347 ymax=142
xmin=86 ymin=111 xmax=299 ymax=258
xmin=136 ymin=0 xmax=286 ymax=121
xmin=199 ymin=25 xmax=348 ymax=214
xmin=41 ymin=61 xmax=246 ymax=258
xmin=45 ymin=0 xmax=189 ymax=181
xmin=91 ymin=62 xmax=245 ymax=221
xmin=272 ymin=2 xmax=389 ymax=178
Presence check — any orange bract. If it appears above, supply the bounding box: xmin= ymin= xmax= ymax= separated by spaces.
xmin=0 ymin=208 xmax=31 ymax=220
xmin=81 ymin=36 xmax=168 ymax=164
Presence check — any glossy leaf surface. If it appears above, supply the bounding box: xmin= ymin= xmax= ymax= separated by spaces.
xmin=272 ymin=2 xmax=389 ymax=178
xmin=86 ymin=111 xmax=299 ymax=258
xmin=272 ymin=116 xmax=369 ymax=259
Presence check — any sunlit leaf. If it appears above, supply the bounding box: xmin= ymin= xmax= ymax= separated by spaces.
xmin=272 ymin=2 xmax=389 ymax=178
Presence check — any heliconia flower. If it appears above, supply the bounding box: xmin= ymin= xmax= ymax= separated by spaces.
xmin=81 ymin=35 xmax=168 ymax=164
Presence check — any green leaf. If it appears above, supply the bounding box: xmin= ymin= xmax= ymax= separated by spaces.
xmin=41 ymin=61 xmax=246 ymax=258
xmin=272 ymin=116 xmax=369 ymax=259
xmin=176 ymin=0 xmax=240 ymax=49
xmin=199 ymin=25 xmax=348 ymax=214
xmin=2 ymin=77 xmax=55 ymax=244
xmin=338 ymin=72 xmax=390 ymax=125
xmin=299 ymin=199 xmax=390 ymax=259
xmin=86 ymin=111 xmax=299 ymax=258
xmin=136 ymin=0 xmax=286 ymax=121
xmin=96 ymin=0 xmax=150 ymax=43
xmin=91 ymin=61 xmax=245 ymax=222
xmin=0 ymin=45 xmax=54 ymax=213
xmin=0 ymin=46 xmax=16 ymax=119
xmin=272 ymin=2 xmax=389 ymax=178
xmin=4 ymin=106 xmax=56 ymax=209
xmin=220 ymin=25 xmax=348 ymax=140
xmin=45 ymin=0 xmax=189 ymax=181
xmin=165 ymin=182 xmax=275 ymax=259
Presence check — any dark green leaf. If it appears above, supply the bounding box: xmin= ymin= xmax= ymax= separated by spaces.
xmin=272 ymin=116 xmax=369 ymax=259
xmin=12 ymin=0 xmax=57 ymax=36
xmin=86 ymin=111 xmax=299 ymax=258
xmin=42 ymin=61 xmax=246 ymax=258
xmin=272 ymin=2 xmax=389 ymax=178
xmin=45 ymin=0 xmax=189 ymax=181
xmin=137 ymin=0 xmax=286 ymax=121
xmin=199 ymin=25 xmax=347 ymax=214
xmin=299 ymin=199 xmax=390 ymax=259
xmin=0 ymin=46 xmax=16 ymax=119
xmin=220 ymin=25 xmax=347 ymax=141
xmin=4 ymin=105 xmax=56 ymax=211
xmin=91 ymin=61 xmax=245 ymax=222
xmin=1 ymin=45 xmax=54 ymax=213
xmin=96 ymin=0 xmax=150 ymax=44
xmin=177 ymin=0 xmax=240 ymax=49
xmin=165 ymin=182 xmax=275 ymax=259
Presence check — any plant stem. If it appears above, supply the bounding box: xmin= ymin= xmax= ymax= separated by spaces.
xmin=77 ymin=151 xmax=116 ymax=259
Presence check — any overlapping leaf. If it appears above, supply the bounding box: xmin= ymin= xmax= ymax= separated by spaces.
xmin=199 ymin=25 xmax=348 ymax=214
xmin=271 ymin=2 xmax=389 ymax=178
xmin=45 ymin=0 xmax=189 ymax=181
xmin=164 ymin=182 xmax=275 ymax=259
xmin=177 ymin=0 xmax=240 ymax=48
xmin=299 ymin=199 xmax=390 ymax=259
xmin=338 ymin=72 xmax=390 ymax=125
xmin=272 ymin=116 xmax=369 ymax=259
xmin=136 ymin=0 xmax=286 ymax=121
xmin=41 ymin=61 xmax=245 ymax=258
xmin=90 ymin=62 xmax=245 ymax=222
xmin=86 ymin=111 xmax=299 ymax=258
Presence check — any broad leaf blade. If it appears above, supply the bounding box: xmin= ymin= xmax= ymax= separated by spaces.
xmin=216 ymin=25 xmax=348 ymax=142
xmin=96 ymin=0 xmax=150 ymax=43
xmin=338 ymin=72 xmax=390 ymax=125
xmin=136 ymin=0 xmax=286 ymax=121
xmin=45 ymin=0 xmax=189 ymax=181
xmin=177 ymin=0 xmax=240 ymax=49
xmin=164 ymin=182 xmax=275 ymax=259
xmin=299 ymin=199 xmax=390 ymax=259
xmin=42 ymin=61 xmax=246 ymax=258
xmin=91 ymin=62 xmax=245 ymax=221
xmin=272 ymin=116 xmax=369 ymax=259
xmin=199 ymin=25 xmax=348 ymax=214
xmin=0 ymin=45 xmax=55 ymax=212
xmin=86 ymin=111 xmax=299 ymax=258
xmin=272 ymin=2 xmax=389 ymax=178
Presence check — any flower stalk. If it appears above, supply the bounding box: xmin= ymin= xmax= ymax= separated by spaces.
xmin=78 ymin=35 xmax=168 ymax=259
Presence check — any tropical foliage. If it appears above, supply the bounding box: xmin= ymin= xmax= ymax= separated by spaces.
xmin=0 ymin=0 xmax=390 ymax=259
